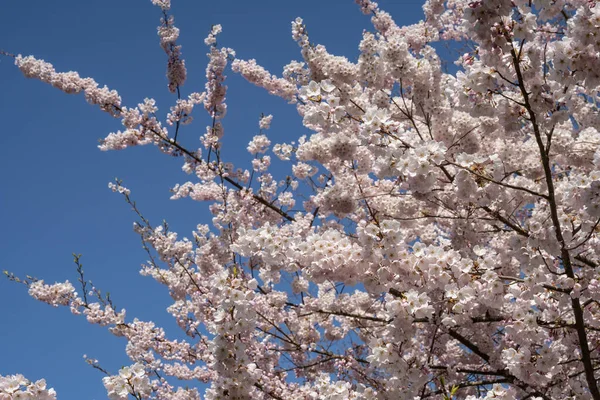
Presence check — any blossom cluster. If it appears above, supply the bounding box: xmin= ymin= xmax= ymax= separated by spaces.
xmin=15 ymin=56 xmax=121 ymax=115
xmin=102 ymin=364 xmax=151 ymax=400
xmin=0 ymin=375 xmax=56 ymax=400
xmin=153 ymin=1 xmax=186 ymax=93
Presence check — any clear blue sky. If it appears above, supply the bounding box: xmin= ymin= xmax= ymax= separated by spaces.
xmin=0 ymin=1 xmax=426 ymax=398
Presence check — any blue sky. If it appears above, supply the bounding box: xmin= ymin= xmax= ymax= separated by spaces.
xmin=0 ymin=1 xmax=427 ymax=398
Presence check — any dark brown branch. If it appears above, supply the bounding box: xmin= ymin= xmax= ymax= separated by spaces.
xmin=447 ymin=161 xmax=547 ymax=199
xmin=163 ymin=136 xmax=295 ymax=221
xmin=508 ymin=38 xmax=600 ymax=399
xmin=426 ymin=379 xmax=512 ymax=397
xmin=0 ymin=49 xmax=16 ymax=58
xmin=299 ymin=309 xmax=391 ymax=323
xmin=447 ymin=329 xmax=490 ymax=363
xmin=429 ymin=365 xmax=509 ymax=376
xmin=254 ymin=383 xmax=285 ymax=400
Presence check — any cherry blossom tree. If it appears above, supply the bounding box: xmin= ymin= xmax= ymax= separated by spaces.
xmin=3 ymin=0 xmax=600 ymax=398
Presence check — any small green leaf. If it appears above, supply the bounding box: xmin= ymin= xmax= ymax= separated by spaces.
xmin=451 ymin=385 xmax=459 ymax=396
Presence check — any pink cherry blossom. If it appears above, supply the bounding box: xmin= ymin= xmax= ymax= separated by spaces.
xmin=5 ymin=0 xmax=600 ymax=399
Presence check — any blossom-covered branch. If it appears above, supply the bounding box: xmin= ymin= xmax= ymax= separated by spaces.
xmin=5 ymin=0 xmax=600 ymax=398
